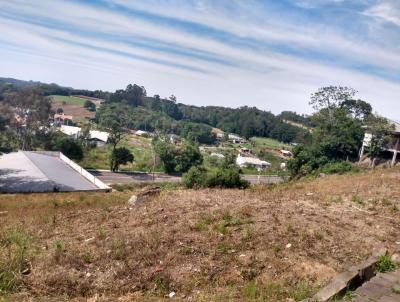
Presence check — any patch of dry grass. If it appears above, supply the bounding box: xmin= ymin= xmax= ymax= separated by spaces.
xmin=0 ymin=169 xmax=399 ymax=301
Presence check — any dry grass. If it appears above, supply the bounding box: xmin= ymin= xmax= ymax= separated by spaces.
xmin=0 ymin=169 xmax=399 ymax=301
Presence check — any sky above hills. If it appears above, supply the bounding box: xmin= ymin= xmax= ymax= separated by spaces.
xmin=0 ymin=0 xmax=399 ymax=118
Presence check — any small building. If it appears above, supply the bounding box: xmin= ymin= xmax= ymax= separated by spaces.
xmin=228 ymin=133 xmax=247 ymax=144
xmin=359 ymin=120 xmax=400 ymax=166
xmin=280 ymin=149 xmax=293 ymax=157
xmin=89 ymin=130 xmax=109 ymax=146
xmin=212 ymin=128 xmax=226 ymax=140
xmin=135 ymin=130 xmax=149 ymax=137
xmin=236 ymin=154 xmax=271 ymax=170
xmin=210 ymin=152 xmax=225 ymax=159
xmin=169 ymin=134 xmax=181 ymax=144
xmin=60 ymin=125 xmax=81 ymax=139
xmin=53 ymin=113 xmax=73 ymax=126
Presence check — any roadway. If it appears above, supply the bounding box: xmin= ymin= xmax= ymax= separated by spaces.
xmin=90 ymin=170 xmax=284 ymax=185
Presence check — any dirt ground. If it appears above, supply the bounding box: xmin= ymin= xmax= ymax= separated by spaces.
xmin=52 ymin=102 xmax=95 ymax=122
xmin=0 ymin=169 xmax=399 ymax=301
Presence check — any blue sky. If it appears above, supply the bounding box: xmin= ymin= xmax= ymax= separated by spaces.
xmin=0 ymin=0 xmax=399 ymax=118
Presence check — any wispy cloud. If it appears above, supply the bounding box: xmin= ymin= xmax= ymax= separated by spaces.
xmin=0 ymin=0 xmax=399 ymax=118
xmin=364 ymin=0 xmax=400 ymax=26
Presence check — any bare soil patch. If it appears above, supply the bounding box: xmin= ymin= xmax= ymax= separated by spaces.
xmin=0 ymin=169 xmax=399 ymax=301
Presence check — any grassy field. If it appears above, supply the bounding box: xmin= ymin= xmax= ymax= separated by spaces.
xmin=78 ymin=135 xmax=163 ymax=172
xmin=249 ymin=137 xmax=292 ymax=151
xmin=0 ymin=169 xmax=399 ymax=301
xmin=50 ymin=95 xmax=96 ymax=123
xmin=50 ymin=95 xmax=87 ymax=106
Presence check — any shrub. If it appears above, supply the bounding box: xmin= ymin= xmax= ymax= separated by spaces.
xmin=84 ymin=100 xmax=96 ymax=111
xmin=375 ymin=255 xmax=396 ymax=273
xmin=316 ymin=161 xmax=356 ymax=175
xmin=183 ymin=166 xmax=249 ymax=189
xmin=182 ymin=166 xmax=207 ymax=188
xmin=110 ymin=147 xmax=134 ymax=172
xmin=54 ymin=137 xmax=83 ymax=160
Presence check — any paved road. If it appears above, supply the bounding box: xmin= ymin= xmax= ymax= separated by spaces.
xmin=90 ymin=170 xmax=284 ymax=185
xmin=354 ymin=269 xmax=400 ymax=301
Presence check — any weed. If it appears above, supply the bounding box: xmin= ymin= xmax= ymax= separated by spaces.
xmin=193 ymin=214 xmax=215 ymax=232
xmin=375 ymin=255 xmax=396 ymax=273
xmin=243 ymin=282 xmax=258 ymax=301
xmin=97 ymin=228 xmax=108 ymax=240
xmin=112 ymin=238 xmax=128 ymax=261
xmin=53 ymin=239 xmax=65 ymax=263
xmin=314 ymin=231 xmax=324 ymax=241
xmin=216 ymin=242 xmax=231 ymax=254
xmin=332 ymin=290 xmax=355 ymax=301
xmin=286 ymin=224 xmax=295 ymax=234
xmin=153 ymin=272 xmax=171 ymax=296
xmin=242 ymin=226 xmax=255 ymax=242
xmin=0 ymin=228 xmax=34 ymax=293
xmin=352 ymin=195 xmax=364 ymax=205
xmin=82 ymin=251 xmax=94 ymax=264
xmin=381 ymin=198 xmax=392 ymax=206
xmin=287 ymin=281 xmax=314 ymax=301
xmin=392 ymin=285 xmax=400 ymax=295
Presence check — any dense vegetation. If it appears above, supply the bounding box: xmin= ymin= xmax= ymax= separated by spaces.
xmin=287 ymin=86 xmax=393 ymax=177
xmin=1 ymin=77 xmax=309 ymax=145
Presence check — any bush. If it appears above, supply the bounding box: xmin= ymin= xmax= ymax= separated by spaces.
xmin=183 ymin=166 xmax=249 ymax=189
xmin=54 ymin=137 xmax=83 ymax=160
xmin=375 ymin=255 xmax=396 ymax=273
xmin=110 ymin=147 xmax=134 ymax=171
xmin=316 ymin=161 xmax=356 ymax=175
xmin=84 ymin=100 xmax=96 ymax=112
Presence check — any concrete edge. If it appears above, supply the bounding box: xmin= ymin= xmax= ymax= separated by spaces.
xmin=302 ymin=246 xmax=387 ymax=302
xmin=59 ymin=153 xmax=111 ymax=192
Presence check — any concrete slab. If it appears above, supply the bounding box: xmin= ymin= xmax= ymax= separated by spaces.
xmin=0 ymin=151 xmax=99 ymax=192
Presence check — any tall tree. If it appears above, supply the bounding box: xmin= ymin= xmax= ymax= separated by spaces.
xmin=97 ymin=104 xmax=129 ymax=151
xmin=5 ymin=87 xmax=51 ymax=150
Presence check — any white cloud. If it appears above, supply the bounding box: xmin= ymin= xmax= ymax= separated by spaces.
xmin=0 ymin=0 xmax=399 ymax=120
xmin=364 ymin=0 xmax=400 ymax=26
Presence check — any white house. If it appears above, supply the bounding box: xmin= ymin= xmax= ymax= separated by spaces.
xmin=280 ymin=149 xmax=293 ymax=157
xmin=228 ymin=134 xmax=246 ymax=144
xmin=60 ymin=125 xmax=81 ymax=139
xmin=135 ymin=130 xmax=149 ymax=137
xmin=360 ymin=120 xmax=400 ymax=166
xmin=236 ymin=154 xmax=271 ymax=169
xmin=59 ymin=126 xmax=109 ymax=146
xmin=89 ymin=130 xmax=109 ymax=146
xmin=210 ymin=152 xmax=225 ymax=159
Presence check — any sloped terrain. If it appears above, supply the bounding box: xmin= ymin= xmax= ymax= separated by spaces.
xmin=0 ymin=169 xmax=399 ymax=301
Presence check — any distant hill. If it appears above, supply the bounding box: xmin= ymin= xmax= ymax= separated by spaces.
xmin=0 ymin=77 xmax=311 ymax=144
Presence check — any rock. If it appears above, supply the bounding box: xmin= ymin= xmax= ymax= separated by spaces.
xmin=391 ymin=253 xmax=400 ymax=263
xmin=319 ymin=173 xmax=326 ymax=178
xmin=168 ymin=291 xmax=176 ymax=298
xmin=286 ymin=243 xmax=292 ymax=249
xmin=128 ymin=187 xmax=161 ymax=206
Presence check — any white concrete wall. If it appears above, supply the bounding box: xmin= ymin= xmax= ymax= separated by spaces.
xmin=59 ymin=153 xmax=111 ymax=191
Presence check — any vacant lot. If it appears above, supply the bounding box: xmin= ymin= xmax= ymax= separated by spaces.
xmin=51 ymin=95 xmax=96 ymax=122
xmin=0 ymin=169 xmax=399 ymax=301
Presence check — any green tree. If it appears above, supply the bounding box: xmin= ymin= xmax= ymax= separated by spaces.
xmin=54 ymin=137 xmax=83 ymax=160
xmin=153 ymin=139 xmax=203 ymax=174
xmin=84 ymin=100 xmax=96 ymax=112
xmin=110 ymin=147 xmax=134 ymax=171
xmin=176 ymin=141 xmax=203 ymax=173
xmin=97 ymin=104 xmax=128 ymax=151
xmin=365 ymin=115 xmax=394 ymax=167
xmin=5 ymin=87 xmax=52 ymax=150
